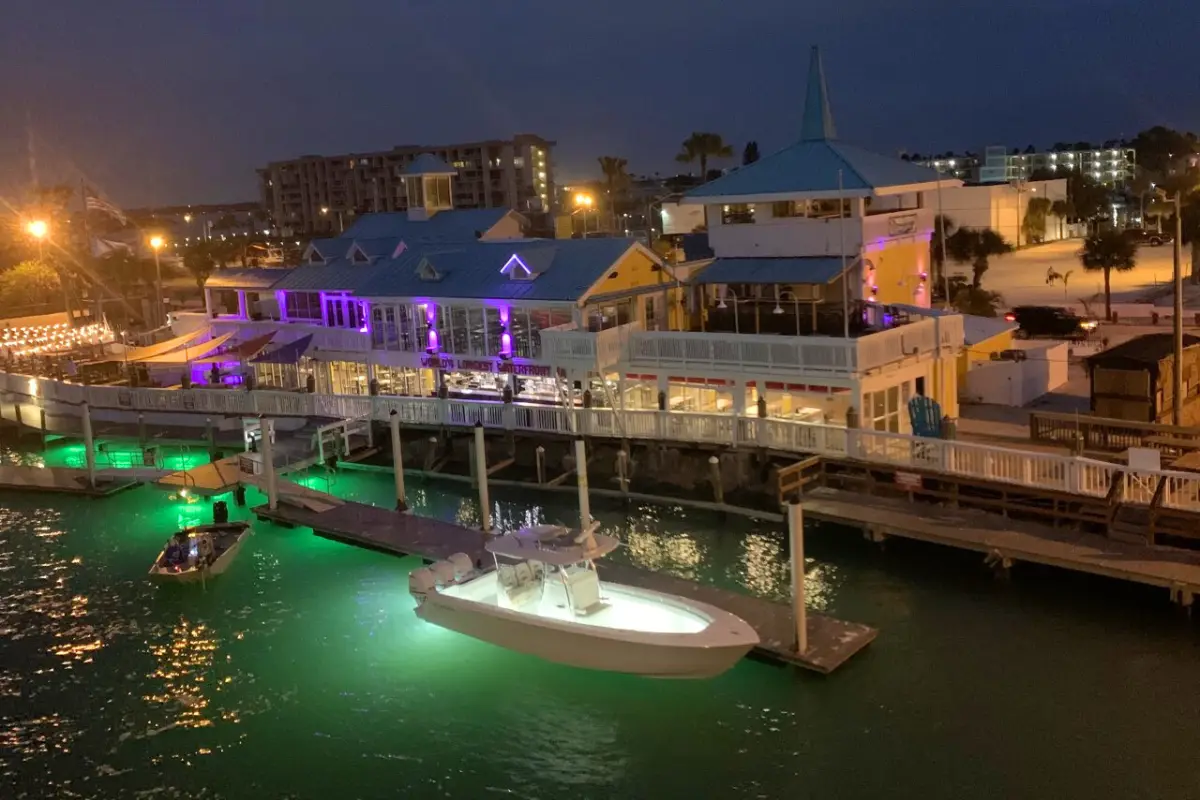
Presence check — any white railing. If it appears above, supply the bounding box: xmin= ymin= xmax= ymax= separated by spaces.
xmin=628 ymin=330 xmax=857 ymax=375
xmin=8 ymin=369 xmax=1200 ymax=513
xmin=541 ymin=322 xmax=641 ymax=370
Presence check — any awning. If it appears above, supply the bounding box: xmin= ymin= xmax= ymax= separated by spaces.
xmin=191 ymin=332 xmax=276 ymax=364
xmin=250 ymin=334 xmax=313 ymax=365
xmin=102 ymin=328 xmax=208 ymax=363
xmin=691 ymin=257 xmax=850 ymax=285
xmin=137 ymin=331 xmax=237 ymax=365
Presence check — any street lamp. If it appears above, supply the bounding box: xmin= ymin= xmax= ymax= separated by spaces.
xmin=26 ymin=219 xmax=48 ymax=260
xmin=149 ymin=235 xmax=165 ymax=328
xmin=572 ymin=193 xmax=595 ymax=238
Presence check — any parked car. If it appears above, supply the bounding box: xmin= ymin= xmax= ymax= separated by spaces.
xmin=1004 ymin=306 xmax=1098 ymax=340
xmin=1122 ymin=228 xmax=1172 ymax=247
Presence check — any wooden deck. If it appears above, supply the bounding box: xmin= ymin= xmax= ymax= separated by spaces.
xmin=252 ymin=495 xmax=876 ymax=674
xmin=0 ymin=464 xmax=139 ymax=497
xmin=803 ymin=487 xmax=1200 ymax=602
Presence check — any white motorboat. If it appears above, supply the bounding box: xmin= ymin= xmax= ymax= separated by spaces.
xmin=408 ymin=524 xmax=759 ymax=679
xmin=149 ymin=522 xmax=251 ymax=583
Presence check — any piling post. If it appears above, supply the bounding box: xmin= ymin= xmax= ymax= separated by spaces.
xmin=535 ymin=445 xmax=546 ymax=484
xmin=13 ymin=398 xmax=23 ymax=435
xmin=205 ymin=416 xmax=217 ymax=459
xmin=617 ymin=448 xmax=630 ymax=495
xmin=424 ymin=435 xmax=439 ymax=471
xmin=39 ymin=407 xmax=47 ymax=452
xmin=81 ymin=401 xmax=96 ymax=489
xmin=389 ymin=410 xmax=407 ymax=511
xmin=788 ymin=499 xmax=807 ymax=655
xmin=138 ymin=413 xmax=147 ymax=449
xmin=575 ymin=437 xmax=591 ymax=533
xmin=709 ymin=455 xmax=725 ymax=505
xmin=474 ymin=421 xmax=491 ymax=532
xmin=260 ymin=417 xmax=278 ymax=510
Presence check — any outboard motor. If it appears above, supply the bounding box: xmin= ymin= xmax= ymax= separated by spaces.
xmin=409 ymin=567 xmax=436 ymax=601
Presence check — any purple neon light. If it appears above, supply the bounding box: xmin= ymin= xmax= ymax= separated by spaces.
xmin=427 ymin=329 xmax=439 ymax=351
xmin=500 ymin=254 xmax=532 ymax=276
xmin=500 ymin=332 xmax=512 ymax=355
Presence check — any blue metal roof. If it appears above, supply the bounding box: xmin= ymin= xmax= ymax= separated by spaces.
xmin=401 ymin=153 xmax=457 ymax=175
xmin=354 ymin=237 xmax=401 ymax=259
xmin=357 ymin=238 xmax=641 ymax=302
xmin=680 ymin=233 xmax=714 ymax=262
xmin=682 ymin=140 xmax=946 ymax=199
xmin=342 ymin=209 xmax=512 ymax=243
xmin=691 ymin=257 xmax=847 ymax=285
xmin=309 ymin=238 xmax=349 ymax=260
xmin=682 ymin=46 xmax=945 ymax=200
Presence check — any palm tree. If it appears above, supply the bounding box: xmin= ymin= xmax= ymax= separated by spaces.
xmin=946 ymin=227 xmax=1014 ymax=289
xmin=596 ymin=156 xmax=630 ymax=226
xmin=182 ymin=244 xmax=215 ymax=291
xmin=1079 ymin=230 xmax=1137 ymax=321
xmin=1050 ymin=198 xmax=1073 ymax=239
xmin=675 ymin=133 xmax=733 ymax=179
xmin=1022 ymin=196 xmax=1052 ymax=244
xmin=742 ymin=141 xmax=760 ymax=165
xmin=930 ymin=214 xmax=956 ymax=298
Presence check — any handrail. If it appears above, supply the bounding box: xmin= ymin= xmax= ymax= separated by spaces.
xmin=9 ymin=369 xmax=1200 ymax=514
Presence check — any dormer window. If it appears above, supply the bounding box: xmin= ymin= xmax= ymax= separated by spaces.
xmin=416 ymin=258 xmax=441 ymax=282
xmin=308 ymin=251 xmax=324 ymax=264
xmin=500 ymin=254 xmax=536 ymax=281
xmin=351 ymin=246 xmax=370 ymax=264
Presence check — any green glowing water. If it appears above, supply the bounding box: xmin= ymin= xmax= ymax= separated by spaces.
xmin=2 ymin=467 xmax=1200 ymax=799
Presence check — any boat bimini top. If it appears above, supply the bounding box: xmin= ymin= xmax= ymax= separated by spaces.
xmin=486 ymin=524 xmax=620 ymax=567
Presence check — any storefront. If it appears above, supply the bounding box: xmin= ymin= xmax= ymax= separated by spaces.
xmin=373 ymin=364 xmax=436 ymax=396
xmin=421 ymin=354 xmax=561 ymax=403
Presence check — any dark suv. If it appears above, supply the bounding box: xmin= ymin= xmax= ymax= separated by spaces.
xmin=1123 ymin=228 xmax=1172 ymax=247
xmin=1004 ymin=306 xmax=1098 ymax=340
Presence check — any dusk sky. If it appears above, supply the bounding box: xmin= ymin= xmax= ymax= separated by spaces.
xmin=3 ymin=0 xmax=1198 ymax=207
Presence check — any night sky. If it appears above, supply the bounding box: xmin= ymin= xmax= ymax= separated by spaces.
xmin=3 ymin=0 xmax=1197 ymax=207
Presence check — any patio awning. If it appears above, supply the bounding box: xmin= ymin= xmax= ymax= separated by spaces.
xmin=137 ymin=331 xmax=237 ymax=364
xmin=691 ymin=257 xmax=849 ymax=286
xmin=191 ymin=332 xmax=276 ymax=364
xmin=250 ymin=334 xmax=313 ymax=365
xmin=101 ymin=328 xmax=208 ymax=363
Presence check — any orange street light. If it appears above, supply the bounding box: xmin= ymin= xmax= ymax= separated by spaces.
xmin=26 ymin=219 xmax=48 ymax=239
xmin=149 ymin=235 xmax=165 ymax=250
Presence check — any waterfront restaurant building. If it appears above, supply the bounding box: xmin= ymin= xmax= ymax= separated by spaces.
xmin=182 ymin=52 xmax=964 ymax=434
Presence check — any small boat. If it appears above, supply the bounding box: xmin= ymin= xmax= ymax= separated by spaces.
xmin=408 ymin=524 xmax=759 ymax=679
xmin=149 ymin=522 xmax=251 ymax=583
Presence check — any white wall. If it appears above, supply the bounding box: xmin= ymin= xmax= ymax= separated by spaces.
xmin=661 ymin=202 xmax=705 ymax=235
xmin=706 ymin=206 xmax=865 ymax=257
xmin=961 ymin=342 xmax=1069 ymax=406
xmin=938 ymin=179 xmax=1069 ymax=244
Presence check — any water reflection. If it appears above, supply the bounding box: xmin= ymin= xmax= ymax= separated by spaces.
xmin=144 ymin=619 xmax=228 ymax=729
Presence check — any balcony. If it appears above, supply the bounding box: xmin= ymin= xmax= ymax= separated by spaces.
xmin=542 ymin=322 xmax=640 ymax=370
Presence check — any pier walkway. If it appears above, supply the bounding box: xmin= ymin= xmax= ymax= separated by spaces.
xmin=804 ymin=488 xmax=1200 ymax=604
xmin=252 ymin=490 xmax=876 ymax=674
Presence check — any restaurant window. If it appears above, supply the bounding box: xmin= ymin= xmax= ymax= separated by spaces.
xmin=510 ymin=309 xmax=533 ymax=359
xmin=668 ymin=379 xmax=733 ymax=413
xmin=484 ymin=307 xmax=504 ymax=355
xmin=772 ymin=200 xmax=805 ymax=218
xmin=721 ymin=204 xmax=755 ymax=224
xmin=370 ymin=307 xmax=387 ymax=349
xmin=396 ymin=304 xmax=416 ymax=352
xmin=863 ymin=386 xmax=902 ymax=432
xmin=211 ymin=289 xmax=239 ymax=315
xmin=449 ymin=306 xmax=470 ymax=354
xmin=468 ymin=307 xmax=488 ymax=355
xmin=285 ymin=291 xmax=322 ymax=321
xmin=384 ymin=307 xmax=400 ymax=349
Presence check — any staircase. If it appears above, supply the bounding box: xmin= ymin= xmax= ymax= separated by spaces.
xmin=1108 ymin=504 xmax=1153 ymax=546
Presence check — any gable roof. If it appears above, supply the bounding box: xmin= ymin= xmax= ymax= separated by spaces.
xmin=1087 ymin=333 xmax=1200 ymax=367
xmin=357 ymin=238 xmax=643 ymax=302
xmin=342 ymin=209 xmax=515 ymax=243
xmin=401 ymin=153 xmax=457 ymax=176
xmin=682 ymin=46 xmax=954 ymax=202
xmin=308 ymin=238 xmax=350 ymax=260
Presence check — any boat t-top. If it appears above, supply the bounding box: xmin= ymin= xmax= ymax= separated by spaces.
xmin=408 ymin=523 xmax=759 ymax=678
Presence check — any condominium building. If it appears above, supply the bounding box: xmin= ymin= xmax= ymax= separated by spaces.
xmin=923 ymin=145 xmax=1136 ymax=187
xmin=257 ymin=134 xmax=555 ymax=235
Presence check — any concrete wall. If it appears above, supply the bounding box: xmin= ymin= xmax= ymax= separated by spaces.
xmin=938 ymin=179 xmax=1069 ymax=244
xmin=962 ymin=342 xmax=1068 ymax=406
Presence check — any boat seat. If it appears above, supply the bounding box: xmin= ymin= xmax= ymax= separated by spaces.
xmin=514 ymin=562 xmax=534 ymax=585
xmin=502 ymin=561 xmax=540 ymax=608
xmin=563 ymin=567 xmax=602 ymax=614
xmin=497 ymin=563 xmax=518 ymax=589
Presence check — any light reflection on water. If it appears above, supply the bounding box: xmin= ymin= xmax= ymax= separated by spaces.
xmin=1 ymin=469 xmax=1199 ymax=798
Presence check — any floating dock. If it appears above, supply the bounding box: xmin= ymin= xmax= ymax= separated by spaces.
xmin=252 ymin=490 xmax=876 ymax=674
xmin=803 ymin=487 xmax=1200 ymax=604
xmin=0 ymin=464 xmax=139 ymax=497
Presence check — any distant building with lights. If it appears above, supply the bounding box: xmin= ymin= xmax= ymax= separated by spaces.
xmin=257 ymin=134 xmax=556 ymax=236
xmin=920 ymin=145 xmax=1136 ymax=187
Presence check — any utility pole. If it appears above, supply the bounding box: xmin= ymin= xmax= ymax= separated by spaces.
xmin=1173 ymin=190 xmax=1184 ymax=426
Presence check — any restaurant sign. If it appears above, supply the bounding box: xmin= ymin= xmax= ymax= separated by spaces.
xmin=420 ymin=355 xmax=552 ymax=377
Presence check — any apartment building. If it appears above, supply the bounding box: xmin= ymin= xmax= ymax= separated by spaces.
xmin=922 ymin=144 xmax=1136 ymax=187
xmin=258 ymin=134 xmax=555 ymax=235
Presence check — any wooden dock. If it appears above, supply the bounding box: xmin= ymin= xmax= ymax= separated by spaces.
xmin=803 ymin=487 xmax=1200 ymax=604
xmin=0 ymin=464 xmax=139 ymax=497
xmin=252 ymin=491 xmax=876 ymax=674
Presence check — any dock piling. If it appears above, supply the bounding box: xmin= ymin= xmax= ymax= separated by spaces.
xmin=260 ymin=417 xmax=278 ymax=510
xmin=617 ymin=448 xmax=630 ymax=495
xmin=535 ymin=445 xmax=546 ymax=484
xmin=81 ymin=401 xmax=96 ymax=490
xmin=389 ymin=410 xmax=407 ymax=511
xmin=709 ymin=455 xmax=724 ymax=505
xmin=138 ymin=413 xmax=147 ymax=449
xmin=39 ymin=407 xmax=46 ymax=451
xmin=788 ymin=500 xmax=807 ymax=655
xmin=474 ymin=422 xmax=491 ymax=532
xmin=575 ymin=437 xmax=591 ymax=532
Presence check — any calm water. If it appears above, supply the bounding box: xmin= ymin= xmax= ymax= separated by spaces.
xmin=2 ymin=466 xmax=1200 ymax=799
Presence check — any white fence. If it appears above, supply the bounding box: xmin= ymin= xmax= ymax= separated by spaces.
xmin=6 ymin=370 xmax=1200 ymax=513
